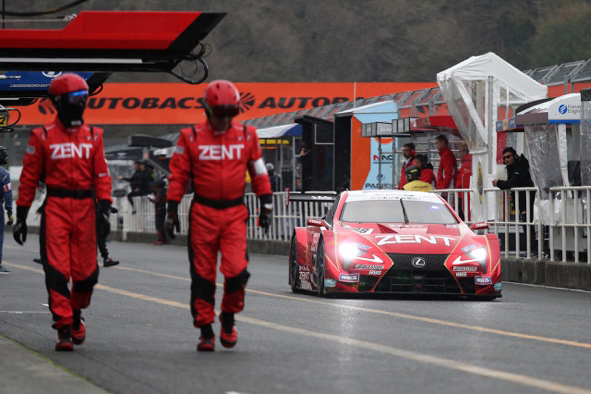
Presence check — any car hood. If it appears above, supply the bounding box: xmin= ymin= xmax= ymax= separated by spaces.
xmin=338 ymin=222 xmax=465 ymax=251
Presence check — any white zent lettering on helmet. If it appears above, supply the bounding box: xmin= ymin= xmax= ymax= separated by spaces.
xmin=198 ymin=144 xmax=244 ymax=160
xmin=50 ymin=143 xmax=93 ymax=159
xmin=251 ymin=158 xmax=268 ymax=176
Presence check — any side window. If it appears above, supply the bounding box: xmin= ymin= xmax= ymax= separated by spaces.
xmin=324 ymin=195 xmax=341 ymax=226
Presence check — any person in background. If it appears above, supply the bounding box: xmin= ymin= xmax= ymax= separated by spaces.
xmin=96 ymin=203 xmax=120 ymax=267
xmin=299 ymin=146 xmax=312 ymax=192
xmin=455 ymin=143 xmax=472 ymax=220
xmin=165 ymin=80 xmax=272 ymax=352
xmin=150 ymin=176 xmax=168 ymax=245
xmin=119 ymin=161 xmax=141 ymax=214
xmin=493 ymin=147 xmax=537 ymax=255
xmin=13 ymin=73 xmax=113 ymax=351
xmin=435 ymin=135 xmax=457 ymax=195
xmin=414 ymin=154 xmax=436 ymax=187
xmin=398 ymin=143 xmax=416 ymax=190
xmin=402 ymin=166 xmax=433 ymax=192
xmin=266 ymin=163 xmax=282 ymax=192
xmin=0 ymin=146 xmax=13 ymax=274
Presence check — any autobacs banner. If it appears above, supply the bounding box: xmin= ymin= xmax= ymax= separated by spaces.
xmin=17 ymin=82 xmax=436 ymax=125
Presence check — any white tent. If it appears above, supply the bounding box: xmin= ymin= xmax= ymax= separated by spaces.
xmin=437 ymin=52 xmax=548 ymax=221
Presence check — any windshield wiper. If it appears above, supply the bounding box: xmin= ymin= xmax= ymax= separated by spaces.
xmin=399 ymin=199 xmax=409 ymax=224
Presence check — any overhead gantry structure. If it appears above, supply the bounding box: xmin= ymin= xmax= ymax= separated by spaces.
xmin=0 ymin=10 xmax=225 ymax=129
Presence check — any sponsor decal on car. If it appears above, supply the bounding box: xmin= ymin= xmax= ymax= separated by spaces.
xmin=299 ymin=272 xmax=310 ymax=281
xmin=455 ymin=272 xmax=467 ymax=277
xmin=494 ymin=282 xmax=502 ymax=291
xmin=461 ymin=244 xmax=478 ymax=253
xmin=324 ymin=278 xmax=337 ymax=288
xmin=368 ymin=270 xmax=382 ymax=276
xmin=453 ymin=266 xmax=478 ymax=272
xmin=375 ymin=234 xmax=456 ymax=247
xmin=299 ymin=265 xmax=310 ymax=272
xmin=475 ymin=276 xmax=493 ymax=285
xmin=339 ymin=273 xmax=360 ymax=282
xmin=354 ymin=264 xmax=383 ymax=270
xmin=353 ymin=228 xmax=374 ymax=234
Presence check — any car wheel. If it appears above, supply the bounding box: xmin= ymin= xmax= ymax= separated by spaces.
xmin=289 ymin=234 xmax=301 ymax=293
xmin=316 ymin=238 xmax=326 ymax=296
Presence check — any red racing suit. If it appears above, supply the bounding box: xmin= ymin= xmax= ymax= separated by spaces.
xmin=167 ymin=121 xmax=272 ymax=328
xmin=16 ymin=120 xmax=112 ymax=328
xmin=436 ymin=146 xmax=457 ymax=189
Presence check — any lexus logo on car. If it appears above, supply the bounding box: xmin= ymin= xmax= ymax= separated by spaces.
xmin=411 ymin=257 xmax=426 ymax=268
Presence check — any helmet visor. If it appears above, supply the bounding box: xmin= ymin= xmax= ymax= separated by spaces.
xmin=210 ymin=104 xmax=240 ymax=118
xmin=66 ymin=90 xmax=89 ymax=106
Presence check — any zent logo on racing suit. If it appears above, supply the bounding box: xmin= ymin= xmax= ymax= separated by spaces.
xmin=50 ymin=143 xmax=93 ymax=160
xmin=198 ymin=144 xmax=244 ymax=160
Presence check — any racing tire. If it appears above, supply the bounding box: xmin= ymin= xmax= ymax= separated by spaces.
xmin=288 ymin=234 xmax=301 ymax=293
xmin=316 ymin=238 xmax=326 ymax=297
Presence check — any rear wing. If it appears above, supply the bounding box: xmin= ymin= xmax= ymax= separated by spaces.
xmin=285 ymin=189 xmax=337 ymax=206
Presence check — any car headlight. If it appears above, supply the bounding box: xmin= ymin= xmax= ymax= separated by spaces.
xmin=339 ymin=243 xmax=363 ymax=260
xmin=468 ymin=247 xmax=487 ymax=262
xmin=468 ymin=247 xmax=487 ymax=272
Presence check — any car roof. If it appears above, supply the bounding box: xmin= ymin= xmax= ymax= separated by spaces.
xmin=345 ymin=190 xmax=443 ymax=203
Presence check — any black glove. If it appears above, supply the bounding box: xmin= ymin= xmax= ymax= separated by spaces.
xmin=6 ymin=213 xmax=13 ymax=226
xmin=13 ymin=206 xmax=29 ymax=246
xmin=97 ymin=200 xmax=112 ymax=239
xmin=258 ymin=195 xmax=273 ymax=235
xmin=165 ymin=201 xmax=180 ymax=240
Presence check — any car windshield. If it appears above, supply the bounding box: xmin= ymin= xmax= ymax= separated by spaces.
xmin=339 ymin=199 xmax=458 ymax=224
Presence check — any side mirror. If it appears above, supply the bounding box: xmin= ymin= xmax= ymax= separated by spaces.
xmin=307 ymin=218 xmax=324 ymax=227
xmin=470 ymin=222 xmax=489 ymax=231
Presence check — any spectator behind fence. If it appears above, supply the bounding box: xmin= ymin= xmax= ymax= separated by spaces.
xmin=402 ymin=166 xmax=433 ymax=192
xmin=435 ymin=135 xmax=457 ymax=191
xmin=455 ymin=143 xmax=472 ymax=220
xmin=398 ymin=143 xmax=416 ymax=190
xmin=415 ymin=154 xmax=436 ymax=187
xmin=266 ymin=163 xmax=282 ymax=192
xmin=493 ymin=147 xmax=537 ymax=255
xmin=119 ymin=160 xmax=152 ymax=214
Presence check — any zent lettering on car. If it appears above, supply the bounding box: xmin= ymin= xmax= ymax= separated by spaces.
xmin=375 ymin=234 xmax=455 ymax=247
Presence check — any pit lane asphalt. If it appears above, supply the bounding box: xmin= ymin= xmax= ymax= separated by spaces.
xmin=1 ymin=234 xmax=591 ymax=394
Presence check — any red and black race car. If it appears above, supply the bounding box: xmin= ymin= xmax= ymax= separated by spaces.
xmin=288 ymin=190 xmax=501 ymax=299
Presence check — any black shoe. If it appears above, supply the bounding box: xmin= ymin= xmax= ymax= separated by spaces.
xmin=33 ymin=258 xmax=42 ymax=265
xmin=103 ymin=258 xmax=120 ymax=267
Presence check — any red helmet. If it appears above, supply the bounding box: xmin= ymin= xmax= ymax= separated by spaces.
xmin=203 ymin=80 xmax=240 ymax=117
xmin=48 ymin=73 xmax=89 ymax=96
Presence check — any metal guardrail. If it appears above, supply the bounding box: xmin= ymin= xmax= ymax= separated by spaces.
xmin=99 ymin=186 xmax=591 ymax=264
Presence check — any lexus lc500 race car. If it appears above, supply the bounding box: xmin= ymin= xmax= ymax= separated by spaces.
xmin=288 ymin=190 xmax=501 ymax=300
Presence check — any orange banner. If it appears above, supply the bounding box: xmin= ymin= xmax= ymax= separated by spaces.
xmin=17 ymin=82 xmax=436 ymax=125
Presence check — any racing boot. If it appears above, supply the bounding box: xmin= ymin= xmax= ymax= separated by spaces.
xmin=197 ymin=324 xmax=215 ymax=352
xmin=71 ymin=310 xmax=86 ymax=345
xmin=219 ymin=312 xmax=237 ymax=349
xmin=55 ymin=325 xmax=74 ymax=352
xmin=103 ymin=258 xmax=120 ymax=267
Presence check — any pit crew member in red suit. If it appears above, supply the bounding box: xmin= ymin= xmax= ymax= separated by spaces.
xmin=455 ymin=143 xmax=472 ymax=220
xmin=13 ymin=74 xmax=112 ymax=352
xmin=166 ymin=80 xmax=272 ymax=352
xmin=435 ymin=134 xmax=457 ymax=191
xmin=398 ymin=143 xmax=416 ymax=189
